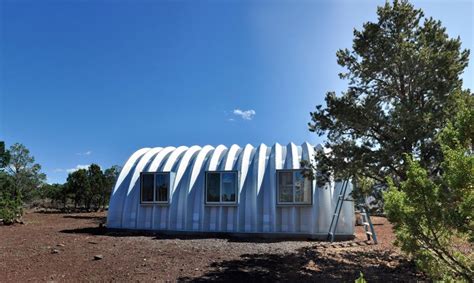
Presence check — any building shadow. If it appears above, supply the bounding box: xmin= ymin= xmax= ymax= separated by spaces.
xmin=34 ymin=210 xmax=69 ymax=214
xmin=178 ymin=247 xmax=424 ymax=282
xmin=35 ymin=209 xmax=107 ymax=214
xmin=60 ymin=226 xmax=317 ymax=243
xmin=62 ymin=215 xmax=107 ymax=223
xmin=57 ymin=218 xmax=424 ymax=281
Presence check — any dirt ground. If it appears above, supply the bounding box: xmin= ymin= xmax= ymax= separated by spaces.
xmin=0 ymin=210 xmax=426 ymax=282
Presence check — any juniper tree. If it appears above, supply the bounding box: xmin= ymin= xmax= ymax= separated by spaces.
xmin=103 ymin=165 xmax=121 ymax=209
xmin=0 ymin=142 xmax=44 ymax=222
xmin=5 ymin=143 xmax=46 ymax=201
xmin=308 ymin=0 xmax=470 ymax=189
xmin=384 ymin=94 xmax=473 ymax=280
xmin=307 ymin=1 xmax=473 ymax=279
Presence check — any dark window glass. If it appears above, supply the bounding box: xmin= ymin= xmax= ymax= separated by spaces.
xmin=141 ymin=174 xmax=154 ymax=202
xmin=206 ymin=173 xmax=220 ymax=202
xmin=278 ymin=171 xmax=293 ymax=203
xmin=278 ymin=171 xmax=312 ymax=204
xmin=221 ymin=172 xmax=236 ymax=202
xmin=294 ymin=171 xmax=303 ymax=202
xmin=155 ymin=173 xmax=169 ymax=202
xmin=294 ymin=171 xmax=311 ymax=203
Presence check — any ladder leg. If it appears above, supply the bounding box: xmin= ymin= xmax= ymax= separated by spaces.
xmin=362 ymin=212 xmax=370 ymax=240
xmin=328 ymin=180 xmax=349 ymax=242
xmin=361 ymin=206 xmax=377 ymax=244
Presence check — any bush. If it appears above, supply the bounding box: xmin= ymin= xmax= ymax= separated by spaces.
xmin=384 ymin=96 xmax=473 ymax=280
xmin=354 ymin=272 xmax=367 ymax=283
xmin=0 ymin=173 xmax=22 ymax=224
xmin=0 ymin=194 xmax=23 ymax=225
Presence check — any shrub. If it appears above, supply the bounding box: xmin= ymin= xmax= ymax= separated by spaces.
xmin=384 ymin=96 xmax=473 ymax=280
xmin=0 ymin=173 xmax=23 ymax=224
xmin=0 ymin=195 xmax=23 ymax=225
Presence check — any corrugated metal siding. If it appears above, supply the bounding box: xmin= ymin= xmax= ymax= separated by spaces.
xmin=107 ymin=143 xmax=354 ymax=236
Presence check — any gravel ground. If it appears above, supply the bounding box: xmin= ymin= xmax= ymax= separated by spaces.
xmin=0 ymin=210 xmax=426 ymax=282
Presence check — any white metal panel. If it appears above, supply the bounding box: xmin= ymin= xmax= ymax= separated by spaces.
xmin=237 ymin=144 xmax=254 ymax=232
xmin=122 ymin=147 xmax=163 ymax=229
xmin=173 ymin=146 xmax=201 ymax=230
xmin=107 ymin=147 xmax=150 ymax=228
xmin=107 ymin=143 xmax=355 ymax=237
xmin=187 ymin=145 xmax=214 ymax=231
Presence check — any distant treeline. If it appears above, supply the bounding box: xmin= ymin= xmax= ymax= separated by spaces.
xmin=38 ymin=164 xmax=120 ymax=211
xmin=0 ymin=142 xmax=120 ymax=224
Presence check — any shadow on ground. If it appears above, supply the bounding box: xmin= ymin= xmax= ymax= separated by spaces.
xmin=58 ymin=218 xmax=425 ymax=281
xmin=35 ymin=209 xmax=107 ymax=214
xmin=60 ymin=225 xmax=424 ymax=281
xmin=62 ymin=215 xmax=107 ymax=224
xmin=60 ymin=226 xmax=316 ymax=243
xmin=178 ymin=247 xmax=423 ymax=282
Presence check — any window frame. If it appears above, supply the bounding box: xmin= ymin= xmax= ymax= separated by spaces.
xmin=276 ymin=169 xmax=313 ymax=206
xmin=204 ymin=170 xmax=238 ymax=206
xmin=140 ymin=172 xmax=171 ymax=205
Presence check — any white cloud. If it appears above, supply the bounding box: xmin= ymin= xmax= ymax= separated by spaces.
xmin=233 ymin=109 xmax=256 ymax=120
xmin=66 ymin=164 xmax=90 ymax=173
xmin=76 ymin=150 xmax=92 ymax=156
xmin=53 ymin=168 xmax=64 ymax=173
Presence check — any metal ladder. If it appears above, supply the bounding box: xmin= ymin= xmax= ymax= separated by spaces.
xmin=327 ymin=180 xmax=349 ymax=242
xmin=327 ymin=181 xmax=378 ymax=244
xmin=359 ymin=205 xmax=377 ymax=244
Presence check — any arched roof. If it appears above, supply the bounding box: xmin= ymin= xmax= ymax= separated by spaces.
xmin=106 ymin=143 xmax=354 ymax=237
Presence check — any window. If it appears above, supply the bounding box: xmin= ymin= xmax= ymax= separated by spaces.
xmin=206 ymin=173 xmax=220 ymax=202
xmin=140 ymin=172 xmax=170 ymax=204
xmin=205 ymin=171 xmax=238 ymax=204
xmin=277 ymin=170 xmax=312 ymax=205
xmin=141 ymin=173 xmax=154 ymax=203
xmin=155 ymin=173 xmax=169 ymax=202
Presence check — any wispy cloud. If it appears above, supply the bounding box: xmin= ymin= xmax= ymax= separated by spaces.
xmin=53 ymin=168 xmax=64 ymax=173
xmin=76 ymin=150 xmax=92 ymax=156
xmin=66 ymin=164 xmax=90 ymax=173
xmin=233 ymin=109 xmax=256 ymax=120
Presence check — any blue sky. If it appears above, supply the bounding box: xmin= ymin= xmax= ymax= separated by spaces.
xmin=1 ymin=0 xmax=472 ymax=184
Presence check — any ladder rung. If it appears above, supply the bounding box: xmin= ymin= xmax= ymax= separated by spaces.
xmin=328 ymin=232 xmax=334 ymax=235
xmin=362 ymin=222 xmax=370 ymax=226
xmin=366 ymin=231 xmax=373 ymax=236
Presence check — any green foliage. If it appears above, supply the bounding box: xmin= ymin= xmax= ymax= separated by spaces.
xmin=87 ymin=164 xmax=104 ymax=209
xmin=67 ymin=168 xmax=90 ymax=209
xmin=0 ymin=140 xmax=120 ymax=214
xmin=0 ymin=141 xmax=10 ymax=168
xmin=103 ymin=165 xmax=121 ymax=208
xmin=305 ymin=0 xmax=473 ymax=279
xmin=354 ymin=272 xmax=367 ymax=283
xmin=30 ymin=163 xmax=120 ymax=211
xmin=0 ymin=142 xmax=25 ymax=224
xmin=6 ymin=143 xmax=46 ymax=202
xmin=38 ymin=183 xmax=69 ymax=209
xmin=307 ymin=0 xmax=470 ymax=198
xmin=384 ymin=96 xmax=474 ymax=280
xmin=63 ymin=164 xmax=120 ymax=211
xmin=351 ymin=176 xmax=384 ymax=213
xmin=351 ymin=176 xmax=375 ymax=202
xmin=0 ymin=196 xmax=23 ymax=225
xmin=0 ymin=171 xmax=22 ymax=224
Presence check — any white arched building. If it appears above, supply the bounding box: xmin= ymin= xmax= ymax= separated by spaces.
xmin=107 ymin=143 xmax=354 ymax=239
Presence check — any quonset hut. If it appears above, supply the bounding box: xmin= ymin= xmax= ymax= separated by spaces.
xmin=107 ymin=143 xmax=354 ymax=239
